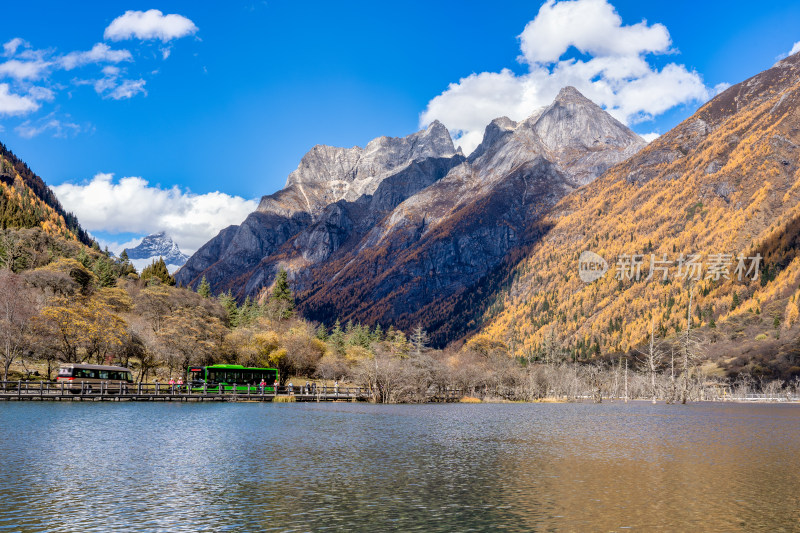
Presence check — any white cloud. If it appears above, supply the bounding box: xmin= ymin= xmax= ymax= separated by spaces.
xmin=15 ymin=116 xmax=80 ymax=138
xmin=52 ymin=173 xmax=258 ymax=254
xmin=0 ymin=59 xmax=51 ymax=80
xmin=420 ymin=0 xmax=710 ymax=154
xmin=641 ymin=132 xmax=660 ymax=143
xmin=15 ymin=112 xmax=80 ymax=138
xmin=0 ymin=83 xmax=39 ymax=115
xmin=518 ymin=0 xmax=671 ymax=64
xmin=713 ymin=82 xmax=731 ymax=95
xmin=104 ymin=10 xmax=198 ymax=42
xmin=91 ymin=65 xmax=147 ymax=100
xmin=97 ymin=237 xmax=142 ymax=257
xmin=3 ymin=38 xmax=29 ymax=57
xmin=790 ymin=41 xmax=800 ymax=56
xmin=60 ymin=43 xmax=132 ymax=70
xmin=107 ymin=78 xmax=146 ymax=100
xmin=27 ymin=86 xmax=55 ymax=102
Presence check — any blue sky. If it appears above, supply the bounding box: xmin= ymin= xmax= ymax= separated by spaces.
xmin=1 ymin=0 xmax=799 ymax=253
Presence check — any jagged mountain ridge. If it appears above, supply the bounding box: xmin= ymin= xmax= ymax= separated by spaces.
xmin=177 ymin=88 xmax=645 ymax=345
xmin=477 ymin=52 xmax=800 ymax=378
xmin=298 ymin=87 xmax=645 ymax=343
xmin=176 ymin=121 xmax=464 ymax=291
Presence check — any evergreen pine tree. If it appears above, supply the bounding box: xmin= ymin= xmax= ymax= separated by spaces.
xmin=77 ymin=248 xmax=91 ymax=268
xmin=218 ymin=290 xmax=239 ymax=327
xmin=371 ymin=323 xmax=383 ymax=343
xmin=238 ymin=296 xmax=260 ymax=326
xmin=141 ymin=257 xmax=175 ymax=286
xmin=94 ymin=257 xmax=116 ymax=287
xmin=330 ymin=319 xmax=345 ymax=356
xmin=198 ymin=276 xmax=211 ymax=298
xmin=270 ymin=268 xmax=295 ymax=319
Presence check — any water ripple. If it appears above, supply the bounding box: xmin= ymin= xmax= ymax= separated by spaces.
xmin=0 ymin=402 xmax=798 ymax=531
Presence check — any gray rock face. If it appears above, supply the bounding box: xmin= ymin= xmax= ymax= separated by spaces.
xmin=298 ymin=87 xmax=644 ymax=344
xmin=175 ymin=121 xmax=462 ymax=292
xmin=178 ymin=87 xmax=645 ymax=345
xmin=257 ymin=120 xmax=456 ymax=218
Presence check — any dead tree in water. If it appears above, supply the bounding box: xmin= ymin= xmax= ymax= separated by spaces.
xmin=624 ymin=358 xmax=628 ymax=403
xmin=680 ymin=285 xmax=703 ymax=404
xmin=667 ymin=345 xmax=676 ymax=404
xmin=636 ymin=318 xmax=664 ymax=404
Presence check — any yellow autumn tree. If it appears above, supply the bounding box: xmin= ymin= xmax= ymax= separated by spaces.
xmin=37 ymin=294 xmax=126 ymax=363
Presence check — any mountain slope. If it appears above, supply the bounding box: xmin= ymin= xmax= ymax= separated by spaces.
xmin=298 ymin=87 xmax=645 ymax=344
xmin=175 ymin=121 xmax=464 ymax=291
xmin=478 ymin=52 xmax=800 ymax=378
xmin=0 ymin=142 xmax=91 ymax=245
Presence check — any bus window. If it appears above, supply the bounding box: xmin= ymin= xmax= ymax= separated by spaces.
xmin=99 ymin=371 xmax=109 ymax=379
xmin=57 ymin=367 xmax=73 ymax=377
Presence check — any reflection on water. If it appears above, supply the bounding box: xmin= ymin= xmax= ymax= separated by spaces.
xmin=0 ymin=402 xmax=798 ymax=532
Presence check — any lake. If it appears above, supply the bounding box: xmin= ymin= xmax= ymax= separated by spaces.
xmin=0 ymin=401 xmax=798 ymax=532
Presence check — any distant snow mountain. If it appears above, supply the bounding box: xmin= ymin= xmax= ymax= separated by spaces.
xmin=123 ymin=231 xmax=189 ymax=274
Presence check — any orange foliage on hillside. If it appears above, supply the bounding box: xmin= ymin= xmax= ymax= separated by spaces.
xmin=480 ymin=55 xmax=800 ymax=359
xmin=0 ymin=154 xmax=78 ymax=242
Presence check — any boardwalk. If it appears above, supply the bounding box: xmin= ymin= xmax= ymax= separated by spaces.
xmin=0 ymin=380 xmax=367 ymax=402
xmin=0 ymin=381 xmax=463 ymax=403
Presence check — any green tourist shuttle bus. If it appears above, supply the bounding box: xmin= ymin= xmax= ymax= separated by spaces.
xmin=188 ymin=364 xmax=279 ymax=392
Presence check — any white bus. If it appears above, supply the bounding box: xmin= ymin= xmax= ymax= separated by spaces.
xmin=56 ymin=364 xmax=134 ymax=393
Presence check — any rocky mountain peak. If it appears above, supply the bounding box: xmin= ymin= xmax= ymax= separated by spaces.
xmin=468 ymin=117 xmax=518 ymax=162
xmin=464 ymin=87 xmax=644 ymax=186
xmin=285 ymin=122 xmax=455 ymax=192
xmin=531 ymin=86 xmax=643 ymax=152
xmin=554 ymin=85 xmax=592 ymax=105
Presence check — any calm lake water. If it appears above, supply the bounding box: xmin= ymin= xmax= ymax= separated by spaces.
xmin=0 ymin=401 xmax=798 ymax=532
